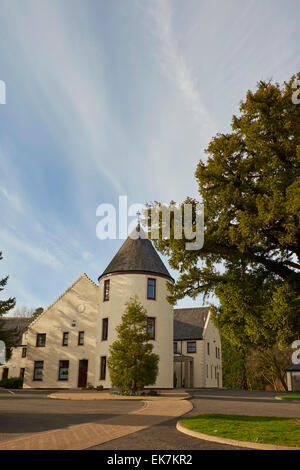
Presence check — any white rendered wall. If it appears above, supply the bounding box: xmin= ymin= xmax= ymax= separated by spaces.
xmin=23 ymin=274 xmax=99 ymax=389
xmin=96 ymin=273 xmax=174 ymax=389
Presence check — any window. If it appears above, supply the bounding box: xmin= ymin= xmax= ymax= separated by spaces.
xmin=173 ymin=342 xmax=178 ymax=354
xmin=33 ymin=361 xmax=44 ymax=381
xmin=78 ymin=331 xmax=84 ymax=345
xmin=103 ymin=279 xmax=110 ymax=301
xmin=36 ymin=333 xmax=46 ymax=347
xmin=100 ymin=356 xmax=106 ymax=380
xmin=147 ymin=278 xmax=156 ymax=300
xmin=102 ymin=318 xmax=108 ymax=341
xmin=147 ymin=317 xmax=155 ymax=340
xmin=207 ymin=342 xmax=210 ymax=355
xmin=20 ymin=368 xmax=25 ymax=378
xmin=206 ymin=365 xmax=208 ymax=378
xmin=187 ymin=341 xmax=196 ymax=353
xmin=58 ymin=360 xmax=69 ymax=381
xmin=62 ymin=332 xmax=69 ymax=346
xmin=216 ymin=346 xmax=218 ymax=358
xmin=22 ymin=347 xmax=27 ymax=358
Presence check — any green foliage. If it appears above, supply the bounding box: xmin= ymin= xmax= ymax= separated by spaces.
xmin=31 ymin=307 xmax=44 ymax=320
xmin=220 ymin=337 xmax=249 ymax=390
xmin=0 ymin=251 xmax=18 ymax=361
xmin=180 ymin=414 xmax=300 ymax=447
xmin=107 ymin=296 xmax=159 ymax=393
xmin=0 ymin=376 xmax=23 ymax=389
xmin=147 ymin=74 xmax=300 ymax=349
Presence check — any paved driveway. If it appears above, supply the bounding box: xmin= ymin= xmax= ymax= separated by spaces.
xmin=1 ymin=388 xmax=298 ymax=450
xmin=0 ymin=389 xmax=142 ymax=444
xmin=90 ymin=389 xmax=300 ymax=450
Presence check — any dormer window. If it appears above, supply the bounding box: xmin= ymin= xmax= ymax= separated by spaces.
xmin=103 ymin=279 xmax=110 ymax=301
xmin=147 ymin=278 xmax=156 ymax=300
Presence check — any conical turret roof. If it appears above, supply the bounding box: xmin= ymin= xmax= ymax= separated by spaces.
xmin=99 ymin=226 xmax=173 ymax=281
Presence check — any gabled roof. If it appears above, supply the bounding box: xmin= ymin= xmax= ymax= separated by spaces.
xmin=99 ymin=226 xmax=173 ymax=281
xmin=174 ymin=307 xmax=210 ymax=340
xmin=0 ymin=317 xmax=32 ymax=332
xmin=0 ymin=317 xmax=32 ymax=345
xmin=28 ymin=273 xmax=98 ymax=328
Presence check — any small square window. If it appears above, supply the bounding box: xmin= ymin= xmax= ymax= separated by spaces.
xmin=36 ymin=334 xmax=46 ymax=347
xmin=78 ymin=331 xmax=84 ymax=345
xmin=187 ymin=341 xmax=196 ymax=353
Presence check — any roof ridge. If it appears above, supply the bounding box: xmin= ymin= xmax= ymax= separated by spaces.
xmin=27 ymin=273 xmax=96 ymax=329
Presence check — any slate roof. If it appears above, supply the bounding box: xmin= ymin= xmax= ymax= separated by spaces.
xmin=0 ymin=317 xmax=32 ymax=345
xmin=99 ymin=226 xmax=173 ymax=281
xmin=174 ymin=307 xmax=209 ymax=340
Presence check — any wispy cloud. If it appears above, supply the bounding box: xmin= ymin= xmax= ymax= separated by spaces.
xmin=0 ymin=228 xmax=63 ymax=271
xmin=143 ymin=0 xmax=216 ymax=138
xmin=0 ymin=184 xmax=23 ymax=213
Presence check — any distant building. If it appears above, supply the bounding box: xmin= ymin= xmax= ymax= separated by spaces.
xmin=285 ymin=364 xmax=300 ymax=392
xmin=0 ymin=227 xmax=222 ymax=389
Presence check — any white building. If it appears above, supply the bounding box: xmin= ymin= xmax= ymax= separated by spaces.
xmin=0 ymin=228 xmax=222 ymax=389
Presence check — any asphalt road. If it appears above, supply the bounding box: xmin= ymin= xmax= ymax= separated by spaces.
xmin=1 ymin=388 xmax=299 ymax=450
xmin=0 ymin=389 xmax=142 ymax=443
xmin=89 ymin=389 xmax=300 ymax=450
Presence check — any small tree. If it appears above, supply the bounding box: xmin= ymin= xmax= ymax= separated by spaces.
xmin=107 ymin=296 xmax=159 ymax=393
xmin=0 ymin=251 xmax=18 ymax=361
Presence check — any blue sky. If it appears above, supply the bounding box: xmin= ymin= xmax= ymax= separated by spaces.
xmin=0 ymin=0 xmax=299 ymax=311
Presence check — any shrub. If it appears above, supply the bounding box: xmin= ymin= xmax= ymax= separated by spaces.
xmin=0 ymin=377 xmax=23 ymax=389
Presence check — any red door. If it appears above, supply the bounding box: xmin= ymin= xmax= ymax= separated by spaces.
xmin=78 ymin=360 xmax=88 ymax=388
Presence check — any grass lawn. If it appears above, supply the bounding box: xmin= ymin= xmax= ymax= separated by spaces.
xmin=180 ymin=414 xmax=300 ymax=447
xmin=276 ymin=394 xmax=300 ymax=400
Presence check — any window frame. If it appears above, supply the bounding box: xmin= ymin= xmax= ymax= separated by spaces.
xmin=187 ymin=341 xmax=197 ymax=354
xmin=103 ymin=279 xmax=110 ymax=302
xmin=147 ymin=278 xmax=156 ymax=300
xmin=100 ymin=356 xmax=106 ymax=380
xmin=62 ymin=332 xmax=69 ymax=347
xmin=102 ymin=318 xmax=108 ymax=341
xmin=147 ymin=317 xmax=156 ymax=340
xmin=33 ymin=361 xmax=44 ymax=381
xmin=58 ymin=360 xmax=69 ymax=381
xmin=36 ymin=333 xmax=46 ymax=347
xmin=78 ymin=331 xmax=84 ymax=346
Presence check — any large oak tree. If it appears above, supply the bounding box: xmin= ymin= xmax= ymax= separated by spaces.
xmin=147 ymin=74 xmax=300 ymax=348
